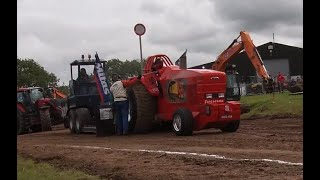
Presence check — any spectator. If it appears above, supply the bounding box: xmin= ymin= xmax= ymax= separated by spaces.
xmin=110 ymin=74 xmax=139 ymax=135
xmin=277 ymin=72 xmax=285 ymax=93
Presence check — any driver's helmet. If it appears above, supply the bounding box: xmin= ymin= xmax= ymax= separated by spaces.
xmin=152 ymin=57 xmax=163 ymax=70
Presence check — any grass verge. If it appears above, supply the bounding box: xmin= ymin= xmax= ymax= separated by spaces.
xmin=240 ymin=92 xmax=303 ymax=119
xmin=17 ymin=155 xmax=100 ymax=180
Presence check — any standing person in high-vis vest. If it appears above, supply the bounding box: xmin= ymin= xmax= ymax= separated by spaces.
xmin=110 ymin=74 xmax=139 ymax=135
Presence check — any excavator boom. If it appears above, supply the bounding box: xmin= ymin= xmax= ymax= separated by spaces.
xmin=212 ymin=39 xmax=243 ymax=71
xmin=53 ymin=88 xmax=67 ymax=99
xmin=212 ymin=31 xmax=274 ymax=96
xmin=240 ymin=31 xmax=270 ymax=79
xmin=212 ymin=31 xmax=271 ymax=80
xmin=48 ymin=86 xmax=67 ymax=99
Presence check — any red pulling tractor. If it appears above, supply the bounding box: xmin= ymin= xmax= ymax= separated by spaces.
xmin=17 ymin=87 xmax=67 ymax=135
xmin=127 ymin=53 xmax=241 ymax=136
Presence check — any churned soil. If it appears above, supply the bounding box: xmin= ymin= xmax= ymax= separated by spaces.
xmin=18 ymin=118 xmax=303 ymax=180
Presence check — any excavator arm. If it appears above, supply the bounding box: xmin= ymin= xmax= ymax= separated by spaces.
xmin=48 ymin=86 xmax=67 ymax=99
xmin=212 ymin=38 xmax=243 ymax=71
xmin=212 ymin=31 xmax=274 ymax=95
xmin=240 ymin=31 xmax=270 ymax=80
xmin=53 ymin=88 xmax=67 ymax=99
xmin=212 ymin=31 xmax=271 ymax=81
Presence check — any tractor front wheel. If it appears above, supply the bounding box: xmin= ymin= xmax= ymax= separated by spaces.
xmin=17 ymin=110 xmax=29 ymax=135
xmin=68 ymin=109 xmax=76 ymax=134
xmin=75 ymin=108 xmax=90 ymax=134
xmin=172 ymin=108 xmax=194 ymax=136
xmin=39 ymin=108 xmax=52 ymax=131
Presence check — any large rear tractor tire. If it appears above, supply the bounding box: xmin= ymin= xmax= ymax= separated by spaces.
xmin=68 ymin=109 xmax=76 ymax=134
xmin=75 ymin=108 xmax=91 ymax=134
xmin=39 ymin=108 xmax=52 ymax=131
xmin=127 ymin=82 xmax=156 ymax=133
xmin=17 ymin=110 xmax=29 ymax=135
xmin=220 ymin=120 xmax=240 ymax=132
xmin=172 ymin=108 xmax=194 ymax=136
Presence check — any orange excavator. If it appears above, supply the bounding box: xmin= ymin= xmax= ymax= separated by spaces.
xmin=47 ymin=86 xmax=67 ymax=99
xmin=46 ymin=85 xmax=69 ymax=127
xmin=212 ymin=31 xmax=274 ymax=98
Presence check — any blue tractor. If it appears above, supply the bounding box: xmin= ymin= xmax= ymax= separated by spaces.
xmin=66 ymin=53 xmax=114 ymax=137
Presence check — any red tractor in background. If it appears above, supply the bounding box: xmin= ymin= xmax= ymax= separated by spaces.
xmin=17 ymin=87 xmax=68 ymax=134
xmin=127 ymin=53 xmax=241 ymax=136
xmin=45 ymin=85 xmax=69 ymax=128
xmin=17 ymin=87 xmax=52 ymax=134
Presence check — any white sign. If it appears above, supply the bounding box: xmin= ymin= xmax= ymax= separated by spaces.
xmin=99 ymin=108 xmax=113 ymax=120
xmin=225 ymin=105 xmax=230 ymax=112
xmin=221 ymin=115 xmax=232 ymax=119
xmin=205 ymin=99 xmax=224 ymax=104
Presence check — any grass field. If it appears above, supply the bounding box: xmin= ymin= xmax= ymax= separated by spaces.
xmin=17 ymin=155 xmax=100 ymax=180
xmin=240 ymin=92 xmax=303 ymax=119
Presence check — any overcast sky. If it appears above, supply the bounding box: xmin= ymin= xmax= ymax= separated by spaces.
xmin=17 ymin=0 xmax=303 ymax=85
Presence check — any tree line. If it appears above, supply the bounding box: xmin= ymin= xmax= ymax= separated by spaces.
xmin=105 ymin=58 xmax=144 ymax=79
xmin=17 ymin=58 xmax=143 ymax=94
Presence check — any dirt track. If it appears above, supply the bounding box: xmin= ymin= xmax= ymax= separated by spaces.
xmin=17 ymin=118 xmax=303 ymax=180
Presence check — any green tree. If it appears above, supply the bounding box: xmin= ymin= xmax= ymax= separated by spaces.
xmin=17 ymin=58 xmax=59 ymax=88
xmin=105 ymin=58 xmax=144 ymax=79
xmin=105 ymin=58 xmax=123 ymax=78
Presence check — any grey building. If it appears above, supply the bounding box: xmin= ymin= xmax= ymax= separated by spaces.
xmin=189 ymin=42 xmax=303 ymax=83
